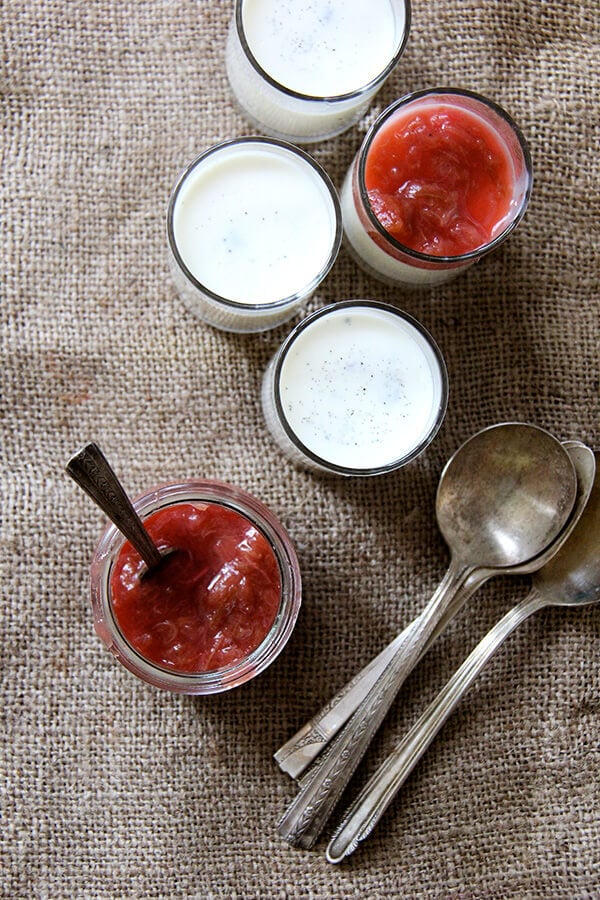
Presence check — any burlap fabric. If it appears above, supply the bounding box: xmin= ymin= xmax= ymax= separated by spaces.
xmin=2 ymin=1 xmax=599 ymax=897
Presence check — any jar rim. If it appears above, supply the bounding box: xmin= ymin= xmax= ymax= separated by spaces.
xmin=233 ymin=0 xmax=412 ymax=104
xmin=271 ymin=300 xmax=449 ymax=476
xmin=167 ymin=137 xmax=342 ymax=311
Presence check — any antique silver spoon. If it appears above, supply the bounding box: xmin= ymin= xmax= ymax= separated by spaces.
xmin=327 ymin=450 xmax=600 ymax=863
xmin=276 ymin=440 xmax=594 ymax=780
xmin=66 ymin=442 xmax=176 ymax=577
xmin=277 ymin=423 xmax=577 ymax=848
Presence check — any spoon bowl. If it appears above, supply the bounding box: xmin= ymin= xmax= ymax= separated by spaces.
xmin=277 ymin=422 xmax=578 ymax=848
xmin=436 ymin=422 xmax=577 ymax=567
xmin=327 ymin=451 xmax=600 ymax=863
xmin=534 ymin=460 xmax=600 ymax=606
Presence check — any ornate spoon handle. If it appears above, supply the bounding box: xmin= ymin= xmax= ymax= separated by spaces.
xmin=66 ymin=442 xmax=163 ymax=570
xmin=276 ymin=440 xmax=591 ymax=781
xmin=277 ymin=558 xmax=474 ymax=849
xmin=276 ymin=570 xmax=487 ymax=780
xmin=275 ymin=625 xmax=412 ymax=779
xmin=326 ymin=590 xmax=546 ymax=863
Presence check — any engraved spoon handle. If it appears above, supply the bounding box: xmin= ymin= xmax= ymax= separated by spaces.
xmin=326 ymin=590 xmax=546 ymax=863
xmin=276 ymin=570 xmax=487 ymax=780
xmin=275 ymin=626 xmax=413 ymax=779
xmin=66 ymin=442 xmax=163 ymax=570
xmin=277 ymin=558 xmax=474 ymax=849
xmin=277 ymin=442 xmax=590 ymax=780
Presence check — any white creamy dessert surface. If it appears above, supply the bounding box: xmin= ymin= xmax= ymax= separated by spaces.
xmin=241 ymin=0 xmax=399 ymax=96
xmin=172 ymin=142 xmax=337 ymax=304
xmin=278 ymin=305 xmax=444 ymax=469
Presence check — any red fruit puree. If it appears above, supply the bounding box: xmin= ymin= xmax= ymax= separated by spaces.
xmin=365 ymin=103 xmax=515 ymax=257
xmin=110 ymin=503 xmax=282 ymax=673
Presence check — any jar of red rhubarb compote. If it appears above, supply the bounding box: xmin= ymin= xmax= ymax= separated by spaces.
xmin=90 ymin=479 xmax=301 ymax=694
xmin=341 ymin=88 xmax=533 ymax=286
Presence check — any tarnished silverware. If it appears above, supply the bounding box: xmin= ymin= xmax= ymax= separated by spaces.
xmin=327 ymin=448 xmax=598 ymax=862
xmin=277 ymin=423 xmax=577 ymax=848
xmin=275 ymin=440 xmax=592 ymax=779
xmin=66 ymin=442 xmax=177 ymax=577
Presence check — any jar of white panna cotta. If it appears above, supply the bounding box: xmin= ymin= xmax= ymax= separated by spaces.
xmin=262 ymin=301 xmax=448 ymax=476
xmin=226 ymin=0 xmax=411 ymax=143
xmin=167 ymin=138 xmax=341 ymax=332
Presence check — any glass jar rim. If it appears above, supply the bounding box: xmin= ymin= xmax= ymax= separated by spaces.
xmin=272 ymin=300 xmax=449 ymax=476
xmin=167 ymin=137 xmax=342 ymax=311
xmin=91 ymin=479 xmax=302 ymax=693
xmin=233 ymin=0 xmax=412 ymax=104
xmin=356 ymin=87 xmax=534 ymax=265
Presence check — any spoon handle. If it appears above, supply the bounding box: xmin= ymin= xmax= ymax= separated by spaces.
xmin=326 ymin=589 xmax=547 ymax=863
xmin=276 ymin=570 xmax=487 ymax=780
xmin=66 ymin=442 xmax=163 ymax=570
xmin=277 ymin=558 xmax=474 ymax=849
xmin=277 ymin=440 xmax=591 ymax=780
xmin=275 ymin=628 xmax=412 ymax=779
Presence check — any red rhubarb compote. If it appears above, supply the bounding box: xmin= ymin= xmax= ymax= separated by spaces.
xmin=110 ymin=503 xmax=281 ymax=673
xmin=364 ymin=103 xmax=515 ymax=257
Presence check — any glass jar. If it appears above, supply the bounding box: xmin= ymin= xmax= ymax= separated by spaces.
xmin=226 ymin=0 xmax=411 ymax=144
xmin=90 ymin=479 xmax=302 ymax=694
xmin=167 ymin=138 xmax=341 ymax=333
xmin=261 ymin=300 xmax=448 ymax=475
xmin=341 ymin=88 xmax=533 ymax=286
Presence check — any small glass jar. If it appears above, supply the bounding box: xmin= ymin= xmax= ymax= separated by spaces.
xmin=90 ymin=479 xmax=302 ymax=694
xmin=261 ymin=300 xmax=448 ymax=476
xmin=167 ymin=138 xmax=341 ymax=333
xmin=226 ymin=0 xmax=411 ymax=143
xmin=341 ymin=88 xmax=533 ymax=286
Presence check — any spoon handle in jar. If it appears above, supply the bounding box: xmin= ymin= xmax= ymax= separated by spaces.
xmin=326 ymin=589 xmax=546 ymax=863
xmin=277 ymin=558 xmax=474 ymax=849
xmin=66 ymin=442 xmax=163 ymax=570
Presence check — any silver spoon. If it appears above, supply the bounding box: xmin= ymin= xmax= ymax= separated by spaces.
xmin=327 ymin=450 xmax=600 ymax=863
xmin=276 ymin=440 xmax=594 ymax=780
xmin=66 ymin=442 xmax=176 ymax=577
xmin=277 ymin=423 xmax=578 ymax=848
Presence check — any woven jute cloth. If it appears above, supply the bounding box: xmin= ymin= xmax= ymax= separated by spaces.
xmin=2 ymin=1 xmax=599 ymax=897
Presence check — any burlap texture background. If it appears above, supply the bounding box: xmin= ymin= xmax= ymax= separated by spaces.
xmin=2 ymin=1 xmax=599 ymax=897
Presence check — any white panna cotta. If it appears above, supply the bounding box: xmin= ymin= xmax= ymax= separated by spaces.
xmin=168 ymin=139 xmax=341 ymax=332
xmin=226 ymin=0 xmax=409 ymax=142
xmin=242 ymin=0 xmax=397 ymax=96
xmin=262 ymin=301 xmax=448 ymax=474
